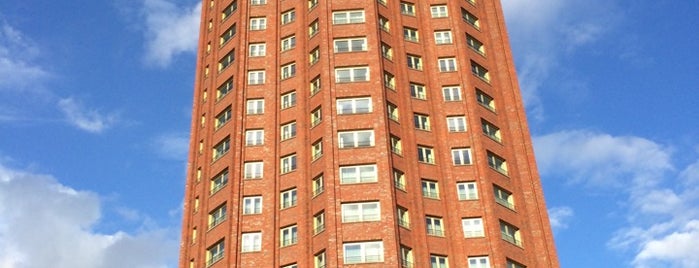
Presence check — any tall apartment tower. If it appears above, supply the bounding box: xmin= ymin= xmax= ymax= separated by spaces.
xmin=179 ymin=0 xmax=559 ymax=267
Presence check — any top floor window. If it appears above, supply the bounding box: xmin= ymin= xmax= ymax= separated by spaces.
xmin=332 ymin=10 xmax=365 ymax=24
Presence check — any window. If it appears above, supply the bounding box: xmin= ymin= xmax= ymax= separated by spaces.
xmin=218 ymin=50 xmax=235 ymax=71
xmin=431 ymin=255 xmax=448 ymax=268
xmin=280 ymin=154 xmax=297 ymax=174
xmin=314 ymin=251 xmax=326 ymax=268
xmin=481 ymin=120 xmax=501 ymax=142
xmin=308 ymin=20 xmax=319 ymax=37
xmin=335 ymin=66 xmax=369 ymax=82
xmin=243 ymin=196 xmax=262 ymax=214
xmin=457 ymin=182 xmax=478 ymax=200
xmin=403 ymin=27 xmax=419 ymax=42
xmin=438 ymin=58 xmax=457 ymax=72
xmin=244 ymin=129 xmax=263 ymax=146
xmin=332 ymin=10 xmax=365 ymax=24
xmin=476 ymin=89 xmax=496 ymax=111
xmin=494 ymin=185 xmax=515 ymax=209
xmin=191 ymin=227 xmax=197 ymax=244
xmin=313 ymin=211 xmax=325 ymax=234
xmin=339 ymin=164 xmax=377 ymax=184
xmin=206 ymin=240 xmax=225 ymax=266
xmin=387 ymin=103 xmax=399 ymax=121
xmin=221 ymin=1 xmax=238 ymax=21
xmin=446 ymin=116 xmax=467 ymax=132
xmin=251 ymin=0 xmax=266 ymax=5
xmin=249 ymin=43 xmax=266 ymax=57
xmin=397 ymin=206 xmax=409 ymax=228
xmin=434 ymin=30 xmax=453 ymax=44
xmin=312 ymin=174 xmax=324 ymax=196
xmin=452 ymin=148 xmax=472 ymax=165
xmin=409 ymin=83 xmax=426 ymax=99
xmin=311 ymin=140 xmax=323 ymax=161
xmin=413 ymin=114 xmax=431 ymax=130
xmin=500 ymin=221 xmax=522 ymax=246
xmin=462 ymin=9 xmax=480 ymax=28
xmin=244 ymin=161 xmax=263 ymax=179
xmin=406 ymin=55 xmax=423 ymax=70
xmin=390 ymin=136 xmax=402 ymax=155
xmin=426 ymin=216 xmax=444 ymax=236
xmin=468 ymin=257 xmax=490 ymax=268
xmin=462 ymin=218 xmax=485 ymax=237
xmin=280 ymin=121 xmax=297 ymax=140
xmin=308 ymin=0 xmax=318 ymax=9
xmin=311 ymin=107 xmax=322 ymax=127
xmin=334 ymin=37 xmax=367 ymax=53
xmin=194 ymin=196 xmax=199 ymax=212
xmin=280 ymin=225 xmax=298 ymax=247
xmin=422 ymin=180 xmax=439 ymax=199
xmin=467 ymin=34 xmax=485 ymax=54
xmin=281 ymin=35 xmax=296 ymax=51
xmin=431 ymin=5 xmax=448 ymax=18
xmin=442 ymin=86 xmax=462 ymax=101
xmin=246 ymin=99 xmax=264 ymax=114
xmin=337 ymin=97 xmax=371 ymax=114
xmin=282 ymin=264 xmax=297 ymax=268
xmin=393 ymin=169 xmax=406 ymax=190
xmin=381 ymin=43 xmax=393 ymax=60
xmin=220 ymin=24 xmax=236 ymax=46
xmin=208 ymin=204 xmax=227 ymax=229
xmin=250 ymin=17 xmax=267 ymax=30
xmin=213 ymin=137 xmax=230 ymax=160
xmin=215 ymin=107 xmax=232 ymax=129
xmin=379 ymin=16 xmax=390 ymax=32
xmin=343 ymin=241 xmax=384 ymax=264
xmin=210 ymin=169 xmax=229 ymax=195
xmin=241 ymin=232 xmax=262 ymax=252
xmin=280 ymin=62 xmax=296 ymax=80
xmin=487 ymin=151 xmax=508 ymax=175
xmin=507 ymin=259 xmax=526 ymax=268
xmin=338 ymin=130 xmax=375 ymax=148
xmin=310 ymin=76 xmax=321 ymax=95
xmin=418 ymin=146 xmax=435 ymax=164
xmin=248 ymin=70 xmax=265 ymax=85
xmin=384 ymin=72 xmax=395 ymax=89
xmin=467 ymin=0 xmax=477 ymax=4
xmin=400 ymin=2 xmax=416 ymax=15
xmin=471 ymin=61 xmax=490 ymax=81
xmin=200 ymin=114 xmax=205 ymax=128
xmin=280 ymin=188 xmax=298 ymax=209
xmin=377 ymin=0 xmax=387 ymax=5
xmin=281 ymin=9 xmax=296 ymax=25
xmin=309 ymin=47 xmax=320 ymax=65
xmin=342 ymin=202 xmax=380 ymax=222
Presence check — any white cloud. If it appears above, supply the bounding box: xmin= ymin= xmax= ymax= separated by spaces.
xmin=0 ymin=162 xmax=178 ymax=268
xmin=142 ymin=0 xmax=201 ymax=67
xmin=0 ymin=21 xmax=50 ymax=91
xmin=548 ymin=206 xmax=574 ymax=231
xmin=58 ymin=97 xmax=119 ymax=133
xmin=152 ymin=132 xmax=190 ymax=160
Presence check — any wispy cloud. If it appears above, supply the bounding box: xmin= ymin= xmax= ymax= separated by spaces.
xmin=0 ymin=161 xmax=178 ymax=268
xmin=548 ymin=206 xmax=574 ymax=231
xmin=152 ymin=132 xmax=190 ymax=161
xmin=58 ymin=98 xmax=119 ymax=133
xmin=141 ymin=0 xmax=201 ymax=67
xmin=0 ymin=21 xmax=49 ymax=90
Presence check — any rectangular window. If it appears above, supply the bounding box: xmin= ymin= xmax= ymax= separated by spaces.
xmin=213 ymin=137 xmax=231 ymax=160
xmin=337 ymin=97 xmax=371 ymax=114
xmin=422 ymin=180 xmax=439 ymax=199
xmin=210 ymin=169 xmax=229 ymax=195
xmin=387 ymin=103 xmax=399 ymax=121
xmin=308 ymin=0 xmax=318 ymax=9
xmin=487 ymin=151 xmax=508 ymax=175
xmin=310 ymin=76 xmax=321 ymax=95
xmin=457 ymin=182 xmax=478 ymax=200
xmin=401 ymin=246 xmax=414 ymax=268
xmin=248 ymin=70 xmax=265 ymax=85
xmin=280 ymin=225 xmax=298 ymax=247
xmin=280 ymin=188 xmax=298 ymax=209
xmin=467 ymin=34 xmax=485 ymax=54
xmin=246 ymin=99 xmax=264 ymax=114
xmin=379 ymin=16 xmax=390 ymax=32
xmin=219 ymin=24 xmax=236 ymax=46
xmin=462 ymin=218 xmax=485 ymax=238
xmin=215 ymin=106 xmax=232 ymax=129
xmin=241 ymin=232 xmax=262 ymax=252
xmin=439 ymin=58 xmax=457 ymax=72
xmin=447 ymin=116 xmax=467 ymax=132
xmin=338 ymin=130 xmax=375 ymax=148
xmin=280 ymin=154 xmax=297 ymax=174
xmin=221 ymin=1 xmax=238 ymax=21
xmin=311 ymin=107 xmax=322 ymax=127
xmin=313 ymin=211 xmax=325 ymax=234
xmin=280 ymin=121 xmax=297 ymax=140
xmin=311 ymin=140 xmax=323 ymax=161
xmin=476 ymin=89 xmax=496 ymax=111
xmin=245 ymin=129 xmax=263 ymax=146
xmin=243 ymin=196 xmax=262 ymax=214
xmin=452 ymin=148 xmax=472 ymax=165
xmin=332 ymin=10 xmax=365 ymax=24
xmin=309 ymin=20 xmax=319 ymax=37
xmin=403 ymin=27 xmax=419 ymax=42
xmin=400 ymin=2 xmax=416 ymax=15
xmin=413 ymin=114 xmax=431 ymax=131
xmin=406 ymin=55 xmax=423 ymax=70
xmin=384 ymin=72 xmax=395 ymax=89
xmin=218 ymin=50 xmax=235 ymax=71
xmin=334 ymin=37 xmax=368 ymax=53
xmin=281 ymin=91 xmax=297 ymax=109
xmin=343 ymin=241 xmax=384 ymax=264
xmin=249 ymin=17 xmax=267 ymax=30
xmin=206 ymin=240 xmax=225 ymax=266
xmin=434 ymin=30 xmax=453 ymax=44
xmin=335 ymin=66 xmax=369 ymax=82
xmin=431 ymin=255 xmax=448 ymax=268
xmin=442 ymin=86 xmax=462 ymax=101
xmin=481 ymin=119 xmax=502 ymax=142
xmin=339 ymin=164 xmax=378 ymax=184
xmin=418 ymin=146 xmax=435 ymax=164
xmin=281 ymin=9 xmax=296 ymax=25
xmin=430 ymin=5 xmax=448 ymax=18
xmin=381 ymin=43 xmax=393 ymax=60
xmin=244 ymin=161 xmax=263 ymax=179
xmin=251 ymin=0 xmax=266 ymax=5
xmin=494 ymin=185 xmax=515 ymax=209
xmin=471 ymin=61 xmax=490 ymax=81
xmin=408 ymin=83 xmax=426 ymax=99
xmin=390 ymin=135 xmax=402 ymax=155
xmin=397 ymin=206 xmax=409 ymax=228
xmin=500 ymin=221 xmax=522 ymax=246
xmin=468 ymin=257 xmax=490 ymax=268
xmin=281 ymin=35 xmax=296 ymax=51
xmin=309 ymin=47 xmax=320 ymax=65
xmin=426 ymin=216 xmax=444 ymax=236
xmin=312 ymin=174 xmax=324 ymax=196
xmin=393 ymin=169 xmax=406 ymax=190
xmin=342 ymin=202 xmax=380 ymax=222
xmin=282 ymin=264 xmax=297 ymax=268
xmin=208 ymin=203 xmax=227 ymax=229
xmin=507 ymin=259 xmax=526 ymax=268
xmin=462 ymin=9 xmax=480 ymax=28
xmin=249 ymin=43 xmax=266 ymax=57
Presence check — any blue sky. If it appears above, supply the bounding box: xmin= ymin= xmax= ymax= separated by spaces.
xmin=0 ymin=0 xmax=697 ymax=267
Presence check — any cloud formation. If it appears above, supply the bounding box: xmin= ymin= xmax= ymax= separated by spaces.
xmin=548 ymin=206 xmax=574 ymax=231
xmin=58 ymin=98 xmax=119 ymax=133
xmin=0 ymin=21 xmax=49 ymax=90
xmin=142 ymin=0 xmax=201 ymax=67
xmin=152 ymin=132 xmax=190 ymax=160
xmin=0 ymin=161 xmax=178 ymax=268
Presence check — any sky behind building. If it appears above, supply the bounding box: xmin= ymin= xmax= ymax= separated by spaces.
xmin=1 ymin=0 xmax=698 ymax=267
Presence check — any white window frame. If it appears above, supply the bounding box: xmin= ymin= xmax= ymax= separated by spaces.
xmin=341 ymin=202 xmax=380 ymax=222
xmin=280 ymin=62 xmax=296 ymax=79
xmin=393 ymin=169 xmax=406 ymax=190
xmin=487 ymin=151 xmax=508 ymax=175
xmin=426 ymin=216 xmax=444 ymax=236
xmin=471 ymin=61 xmax=490 ymax=81
xmin=339 ymin=164 xmax=378 ymax=184
xmin=213 ymin=137 xmax=231 ymax=160
xmin=281 ymin=35 xmax=297 ymax=51
xmin=217 ymin=79 xmax=233 ymax=100
xmin=467 ymin=34 xmax=485 ymax=54
xmin=215 ymin=107 xmax=232 ymax=129
xmin=338 ymin=130 xmax=375 ymax=148
xmin=250 ymin=0 xmax=266 ymax=5
xmin=314 ymin=251 xmax=326 ymax=268
xmin=462 ymin=9 xmax=480 ymax=28
xmin=219 ymin=24 xmax=236 ymax=46
xmin=241 ymin=232 xmax=262 ymax=252
xmin=403 ymin=27 xmax=419 ymax=42
xmin=500 ymin=221 xmax=522 ymax=246
xmin=312 ymin=174 xmax=324 ymax=196
xmin=311 ymin=107 xmax=322 ymax=127
xmin=309 ymin=20 xmax=319 ymax=37
xmin=248 ymin=70 xmax=265 ymax=85
xmin=281 ymin=9 xmax=296 ymax=25
xmin=379 ymin=16 xmax=390 ymax=32
xmin=218 ymin=50 xmax=235 ymax=71
xmin=481 ymin=119 xmax=502 ymax=142
xmin=387 ymin=103 xmax=399 ymax=121
xmin=242 ymin=196 xmax=262 ymax=214
xmin=400 ymin=2 xmax=416 ymax=16
xmin=476 ymin=89 xmax=496 ymax=111
xmin=313 ymin=212 xmax=325 ymax=234
xmin=249 ymin=17 xmax=267 ymax=30
xmin=249 ymin=43 xmax=266 ymax=57
xmin=246 ymin=99 xmax=264 ymax=114
xmin=407 ymin=54 xmax=423 ymax=70
xmin=280 ymin=188 xmax=298 ymax=209
xmin=208 ymin=204 xmax=227 ymax=229
xmin=397 ymin=206 xmax=409 ymax=228
xmin=468 ymin=256 xmax=491 ymax=268
xmin=280 ymin=154 xmax=297 ymax=174
xmin=431 ymin=255 xmax=449 ymax=268
xmin=443 ymin=86 xmax=462 ymax=101
xmin=280 ymin=225 xmax=298 ymax=247
xmin=343 ymin=241 xmax=384 ymax=264
xmin=422 ymin=180 xmax=439 ymax=199
xmin=434 ymin=30 xmax=453 ymax=44
xmin=452 ymin=148 xmax=472 ymax=165
xmin=281 ymin=121 xmax=297 ymax=140
xmin=244 ymin=161 xmax=263 ymax=179
xmin=334 ymin=37 xmax=368 ymax=53
xmin=206 ymin=240 xmax=225 ymax=266
xmin=410 ymin=83 xmax=427 ymax=99
xmin=413 ymin=114 xmax=431 ymax=131
xmin=311 ymin=140 xmax=323 ymax=161
xmin=335 ymin=66 xmax=369 ymax=82
xmin=431 ymin=5 xmax=448 ymax=18
xmin=281 ymin=91 xmax=297 ymax=109
xmin=221 ymin=1 xmax=238 ymax=21
xmin=309 ymin=47 xmax=320 ymax=65
xmin=418 ymin=146 xmax=435 ymax=164
xmin=381 ymin=43 xmax=393 ymax=60
xmin=310 ymin=76 xmax=321 ymax=95
xmin=457 ymin=182 xmax=478 ymax=200
xmin=245 ymin=129 xmax=264 ymax=146
xmin=332 ymin=10 xmax=365 ymax=24
xmin=494 ymin=185 xmax=515 ymax=209
xmin=462 ymin=218 xmax=485 ymax=238
xmin=210 ymin=169 xmax=229 ymax=195
xmin=447 ymin=116 xmax=467 ymax=132
xmin=439 ymin=57 xmax=458 ymax=72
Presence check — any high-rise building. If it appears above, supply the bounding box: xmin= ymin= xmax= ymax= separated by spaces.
xmin=179 ymin=0 xmax=559 ymax=267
